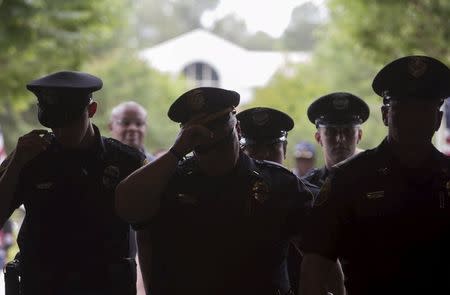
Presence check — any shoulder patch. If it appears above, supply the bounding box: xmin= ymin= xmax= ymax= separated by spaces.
xmin=104 ymin=137 xmax=145 ymax=163
xmin=254 ymin=159 xmax=295 ymax=176
xmin=313 ymin=177 xmax=331 ymax=207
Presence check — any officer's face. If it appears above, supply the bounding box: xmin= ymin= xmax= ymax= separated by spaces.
xmin=383 ymin=100 xmax=442 ymax=147
xmin=243 ymin=142 xmax=286 ymax=164
xmin=316 ymin=125 xmax=362 ymax=167
xmin=109 ymin=106 xmax=147 ymax=149
xmin=52 ymin=102 xmax=96 ymax=148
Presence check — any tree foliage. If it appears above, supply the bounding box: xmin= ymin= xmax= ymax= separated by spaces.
xmin=246 ymin=0 xmax=449 ymax=167
xmin=0 ymin=0 xmax=130 ymax=151
xmin=133 ymin=0 xmax=219 ymax=48
xmin=82 ymin=49 xmax=189 ymax=151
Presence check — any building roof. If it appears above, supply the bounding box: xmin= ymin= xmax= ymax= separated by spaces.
xmin=139 ymin=29 xmax=311 ymax=103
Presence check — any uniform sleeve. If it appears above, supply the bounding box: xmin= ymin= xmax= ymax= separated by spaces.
xmin=285 ymin=177 xmax=316 ymax=238
xmin=0 ymin=153 xmax=24 ymax=216
xmin=301 ymin=169 xmax=352 ymax=261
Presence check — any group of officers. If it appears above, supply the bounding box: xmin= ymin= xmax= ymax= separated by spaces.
xmin=0 ymin=54 xmax=450 ymax=295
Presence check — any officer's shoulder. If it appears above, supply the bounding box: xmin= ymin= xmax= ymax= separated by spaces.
xmin=302 ymin=168 xmax=320 ymax=180
xmin=332 ymin=147 xmax=379 ymax=175
xmin=254 ymin=159 xmax=296 ymax=177
xmin=103 ymin=137 xmax=145 ymax=163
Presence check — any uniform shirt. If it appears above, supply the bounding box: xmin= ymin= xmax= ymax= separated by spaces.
xmin=1 ymin=125 xmax=145 ymax=293
xmin=140 ymin=152 xmax=315 ymax=295
xmin=303 ymin=138 xmax=450 ymax=294
xmin=301 ymin=166 xmax=329 ymax=188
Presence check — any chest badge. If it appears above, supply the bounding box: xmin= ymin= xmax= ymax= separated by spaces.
xmin=252 ymin=180 xmax=270 ymax=203
xmin=175 ymin=193 xmax=198 ymax=205
xmin=36 ymin=182 xmax=53 ymax=190
xmin=103 ymin=165 xmax=120 ymax=189
xmin=366 ymin=191 xmax=385 ymax=200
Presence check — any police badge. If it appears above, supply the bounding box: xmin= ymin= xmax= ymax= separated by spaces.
xmin=103 ymin=165 xmax=120 ymax=189
xmin=252 ymin=179 xmax=270 ymax=203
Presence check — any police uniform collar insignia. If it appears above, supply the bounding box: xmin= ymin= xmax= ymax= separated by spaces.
xmin=314 ymin=178 xmax=330 ymax=207
xmin=332 ymin=96 xmax=349 ymax=110
xmin=103 ymin=165 xmax=120 ymax=189
xmin=187 ymin=89 xmax=205 ymax=111
xmin=251 ymin=109 xmax=270 ymax=126
xmin=36 ymin=182 xmax=53 ymax=189
xmin=408 ymin=56 xmax=427 ymax=78
xmin=175 ymin=193 xmax=198 ymax=205
xmin=366 ymin=191 xmax=384 ymax=199
xmin=252 ymin=179 xmax=270 ymax=203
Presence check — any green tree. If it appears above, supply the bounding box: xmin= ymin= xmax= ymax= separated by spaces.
xmin=82 ymin=49 xmax=189 ymax=151
xmin=209 ymin=14 xmax=279 ymax=50
xmin=281 ymin=1 xmax=323 ymax=50
xmin=133 ymin=0 xmax=219 ymax=48
xmin=0 ymin=0 xmax=129 ymax=151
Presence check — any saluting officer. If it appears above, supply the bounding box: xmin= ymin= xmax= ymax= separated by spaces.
xmin=115 ymin=87 xmax=323 ymax=295
xmin=302 ymin=92 xmax=369 ymax=187
xmin=300 ymin=56 xmax=450 ymax=295
xmin=0 ymin=71 xmax=145 ymax=294
xmin=237 ymin=107 xmax=294 ymax=164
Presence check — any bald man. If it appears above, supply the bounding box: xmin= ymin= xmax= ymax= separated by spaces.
xmin=109 ymin=101 xmax=154 ymax=161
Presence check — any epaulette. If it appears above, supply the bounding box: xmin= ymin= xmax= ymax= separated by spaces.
xmin=103 ymin=137 xmax=145 ymax=164
xmin=254 ymin=159 xmax=296 ymax=176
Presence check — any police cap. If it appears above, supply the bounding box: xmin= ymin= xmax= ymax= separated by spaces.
xmin=372 ymin=55 xmax=450 ymax=104
xmin=168 ymin=87 xmax=240 ymax=124
xmin=307 ymin=92 xmax=369 ymax=127
xmin=237 ymin=107 xmax=294 ymax=146
xmin=27 ymin=71 xmax=102 ymax=128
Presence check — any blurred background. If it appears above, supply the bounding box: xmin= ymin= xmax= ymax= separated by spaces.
xmin=0 ymin=0 xmax=449 ymax=288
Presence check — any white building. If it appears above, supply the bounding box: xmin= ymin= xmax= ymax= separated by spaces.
xmin=139 ymin=29 xmax=311 ymax=104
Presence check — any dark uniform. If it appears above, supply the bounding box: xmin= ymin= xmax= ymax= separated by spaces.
xmin=237 ymin=107 xmax=305 ymax=294
xmin=303 ymin=56 xmax=450 ymax=294
xmin=137 ymin=88 xmax=317 ymax=295
xmin=302 ymin=92 xmax=369 ymax=187
xmin=1 ymin=71 xmax=145 ymax=294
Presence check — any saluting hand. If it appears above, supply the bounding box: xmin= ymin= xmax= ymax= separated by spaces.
xmin=12 ymin=129 xmax=51 ymax=167
xmin=171 ymin=124 xmax=214 ymax=157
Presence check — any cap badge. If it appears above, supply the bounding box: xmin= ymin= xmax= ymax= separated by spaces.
xmin=408 ymin=57 xmax=427 ymax=78
xmin=103 ymin=165 xmax=120 ymax=189
xmin=252 ymin=110 xmax=270 ymax=126
xmin=187 ymin=90 xmax=205 ymax=111
xmin=333 ymin=96 xmax=349 ymax=110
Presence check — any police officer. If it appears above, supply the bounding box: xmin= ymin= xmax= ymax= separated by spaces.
xmin=293 ymin=141 xmax=316 ymax=177
xmin=0 ymin=71 xmax=145 ymax=294
xmin=237 ymin=107 xmax=294 ymax=164
xmin=300 ymin=56 xmax=450 ymax=295
xmin=302 ymin=92 xmax=369 ymax=187
xmin=115 ymin=87 xmax=324 ymax=295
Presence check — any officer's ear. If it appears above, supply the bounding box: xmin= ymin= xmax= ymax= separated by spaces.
xmin=87 ymin=101 xmax=97 ymax=118
xmin=283 ymin=141 xmax=287 ymax=159
xmin=435 ymin=109 xmax=443 ymax=132
xmin=236 ymin=120 xmax=241 ymax=140
xmin=314 ymin=130 xmax=322 ymax=146
xmin=357 ymin=128 xmax=362 ymax=144
xmin=381 ymin=105 xmax=389 ymax=127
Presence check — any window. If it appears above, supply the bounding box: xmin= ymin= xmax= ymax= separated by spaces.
xmin=182 ymin=62 xmax=220 ymax=87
